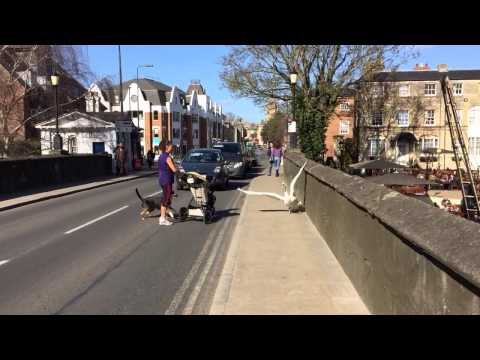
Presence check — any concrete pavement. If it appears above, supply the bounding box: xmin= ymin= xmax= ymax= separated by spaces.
xmin=210 ymin=162 xmax=370 ymax=315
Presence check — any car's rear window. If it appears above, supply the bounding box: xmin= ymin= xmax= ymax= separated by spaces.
xmin=213 ymin=143 xmax=241 ymax=153
xmin=184 ymin=150 xmax=222 ymax=163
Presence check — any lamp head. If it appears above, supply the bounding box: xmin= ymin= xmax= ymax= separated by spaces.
xmin=51 ymin=73 xmax=60 ymax=87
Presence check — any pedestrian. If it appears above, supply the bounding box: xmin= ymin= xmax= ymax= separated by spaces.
xmin=147 ymin=148 xmax=155 ymax=169
xmin=158 ymin=140 xmax=177 ymax=226
xmin=267 ymin=142 xmax=274 ymax=176
xmin=271 ymin=141 xmax=283 ymax=177
xmin=115 ymin=143 xmax=126 ymax=176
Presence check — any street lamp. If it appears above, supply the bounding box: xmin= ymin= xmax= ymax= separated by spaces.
xmin=289 ymin=71 xmax=298 ymax=149
xmin=50 ymin=72 xmax=62 ymax=152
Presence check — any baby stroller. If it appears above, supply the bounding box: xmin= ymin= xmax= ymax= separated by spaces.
xmin=178 ymin=171 xmax=217 ymax=224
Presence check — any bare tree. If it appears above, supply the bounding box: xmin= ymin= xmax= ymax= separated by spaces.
xmin=0 ymin=45 xmax=93 ymax=157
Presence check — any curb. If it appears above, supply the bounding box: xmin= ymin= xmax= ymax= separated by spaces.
xmin=208 ymin=177 xmax=252 ymax=315
xmin=0 ymin=171 xmax=156 ymax=212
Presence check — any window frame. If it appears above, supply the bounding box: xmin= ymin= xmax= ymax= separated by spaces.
xmin=396 ymin=110 xmax=409 ymax=127
xmin=339 ymin=103 xmax=350 ymax=112
xmin=371 ymin=111 xmax=384 ymax=127
xmin=399 ymin=84 xmax=410 ymax=97
xmin=453 ymin=82 xmax=463 ymax=96
xmin=424 ymin=110 xmax=435 ymax=126
xmin=420 ymin=137 xmax=439 ymax=152
xmin=339 ymin=120 xmax=349 ymax=135
xmin=469 ymin=137 xmax=480 ymax=156
xmin=368 ymin=138 xmax=384 ymax=157
xmin=424 ymin=83 xmax=437 ymax=96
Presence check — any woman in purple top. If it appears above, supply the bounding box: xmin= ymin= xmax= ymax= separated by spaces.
xmin=271 ymin=142 xmax=283 ymax=177
xmin=158 ymin=140 xmax=177 ymax=226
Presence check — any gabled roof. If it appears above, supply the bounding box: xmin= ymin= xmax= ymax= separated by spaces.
xmin=35 ymin=111 xmax=130 ymax=128
xmin=367 ymin=69 xmax=480 ymax=82
xmin=103 ymin=78 xmax=185 ymax=106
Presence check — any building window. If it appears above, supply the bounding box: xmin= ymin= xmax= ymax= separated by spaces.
xmin=424 ymin=110 xmax=435 ymax=126
xmin=397 ymin=111 xmax=409 ymax=127
xmin=339 ymin=103 xmax=350 ymax=112
xmin=115 ymin=95 xmax=120 ymax=104
xmin=399 ymin=84 xmax=410 ymax=97
xmin=369 ymin=138 xmax=384 ymax=157
xmin=372 ymin=86 xmax=383 ymax=97
xmin=339 ymin=120 xmax=349 ymax=135
xmin=194 ymin=129 xmax=199 ymax=139
xmin=469 ymin=137 xmax=480 ymax=156
xmin=173 ymin=128 xmax=180 ymax=139
xmin=453 ymin=83 xmax=463 ymax=96
xmin=424 ymin=83 xmax=436 ymax=96
xmin=420 ymin=137 xmax=439 ymax=151
xmin=372 ymin=112 xmax=384 ymax=126
xmin=173 ymin=112 xmax=180 ymax=122
xmin=153 ymin=111 xmax=159 ymax=120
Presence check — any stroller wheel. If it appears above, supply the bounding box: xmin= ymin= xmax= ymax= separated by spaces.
xmin=180 ymin=207 xmax=189 ymax=221
xmin=203 ymin=210 xmax=212 ymax=224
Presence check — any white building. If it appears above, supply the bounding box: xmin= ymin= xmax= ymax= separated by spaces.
xmin=35 ymin=111 xmax=136 ymax=172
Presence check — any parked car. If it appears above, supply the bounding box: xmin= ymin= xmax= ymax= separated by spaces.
xmin=176 ymin=148 xmax=229 ymax=190
xmin=212 ymin=142 xmax=248 ymax=179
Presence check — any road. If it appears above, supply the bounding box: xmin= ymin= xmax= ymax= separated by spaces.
xmin=0 ymin=157 xmax=264 ymax=314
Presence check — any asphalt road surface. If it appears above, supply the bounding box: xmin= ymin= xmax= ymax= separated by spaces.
xmin=0 ymin=154 xmax=265 ymax=315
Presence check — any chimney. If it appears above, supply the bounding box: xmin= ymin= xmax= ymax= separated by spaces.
xmin=437 ymin=64 xmax=448 ymax=72
xmin=414 ymin=63 xmax=430 ymax=71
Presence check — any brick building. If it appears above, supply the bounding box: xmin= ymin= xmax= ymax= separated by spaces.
xmin=324 ymin=89 xmax=355 ymax=161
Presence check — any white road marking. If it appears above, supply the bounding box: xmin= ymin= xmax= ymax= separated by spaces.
xmin=165 ymin=192 xmax=241 ymax=315
xmin=182 ymin=193 xmax=241 ymax=314
xmin=145 ymin=191 xmax=162 ymax=197
xmin=0 ymin=259 xmax=11 ymax=267
xmin=64 ymin=205 xmax=129 ymax=235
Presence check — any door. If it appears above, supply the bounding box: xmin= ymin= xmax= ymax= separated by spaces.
xmin=93 ymin=142 xmax=105 ymax=154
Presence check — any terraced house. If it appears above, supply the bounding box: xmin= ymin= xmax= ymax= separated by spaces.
xmin=356 ymin=64 xmax=480 ymax=170
xmin=86 ymin=79 xmax=224 ymax=155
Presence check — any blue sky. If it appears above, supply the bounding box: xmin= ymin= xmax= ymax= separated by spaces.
xmin=85 ymin=45 xmax=480 ymax=124
xmin=85 ymin=45 xmax=264 ymax=122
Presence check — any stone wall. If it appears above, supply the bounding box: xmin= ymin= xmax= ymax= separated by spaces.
xmin=284 ymin=152 xmax=480 ymax=314
xmin=0 ymin=154 xmax=112 ymax=195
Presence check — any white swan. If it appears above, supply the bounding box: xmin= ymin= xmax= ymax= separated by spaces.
xmin=238 ymin=161 xmax=307 ymax=213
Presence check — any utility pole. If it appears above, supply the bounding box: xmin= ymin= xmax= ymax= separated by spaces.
xmin=118 ymin=45 xmax=124 ymax=115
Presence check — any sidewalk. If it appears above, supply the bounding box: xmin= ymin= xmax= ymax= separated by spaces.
xmin=210 ymin=169 xmax=369 ymax=315
xmin=0 ymin=169 xmax=156 ymax=212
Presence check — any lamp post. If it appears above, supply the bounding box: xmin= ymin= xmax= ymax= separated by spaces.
xmin=50 ymin=72 xmax=62 ymax=152
xmin=290 ymin=71 xmax=298 ymax=149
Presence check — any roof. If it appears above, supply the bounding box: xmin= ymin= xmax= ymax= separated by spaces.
xmin=368 ymin=173 xmax=436 ymax=186
xmin=349 ymin=158 xmax=407 ymax=170
xmin=367 ymin=69 xmax=480 ymax=82
xmin=104 ymin=78 xmax=185 ymax=105
xmin=36 ymin=111 xmax=131 ymax=127
xmin=89 ymin=111 xmax=131 ymax=124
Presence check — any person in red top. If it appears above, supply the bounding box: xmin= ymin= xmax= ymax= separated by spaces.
xmin=158 ymin=140 xmax=178 ymax=226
